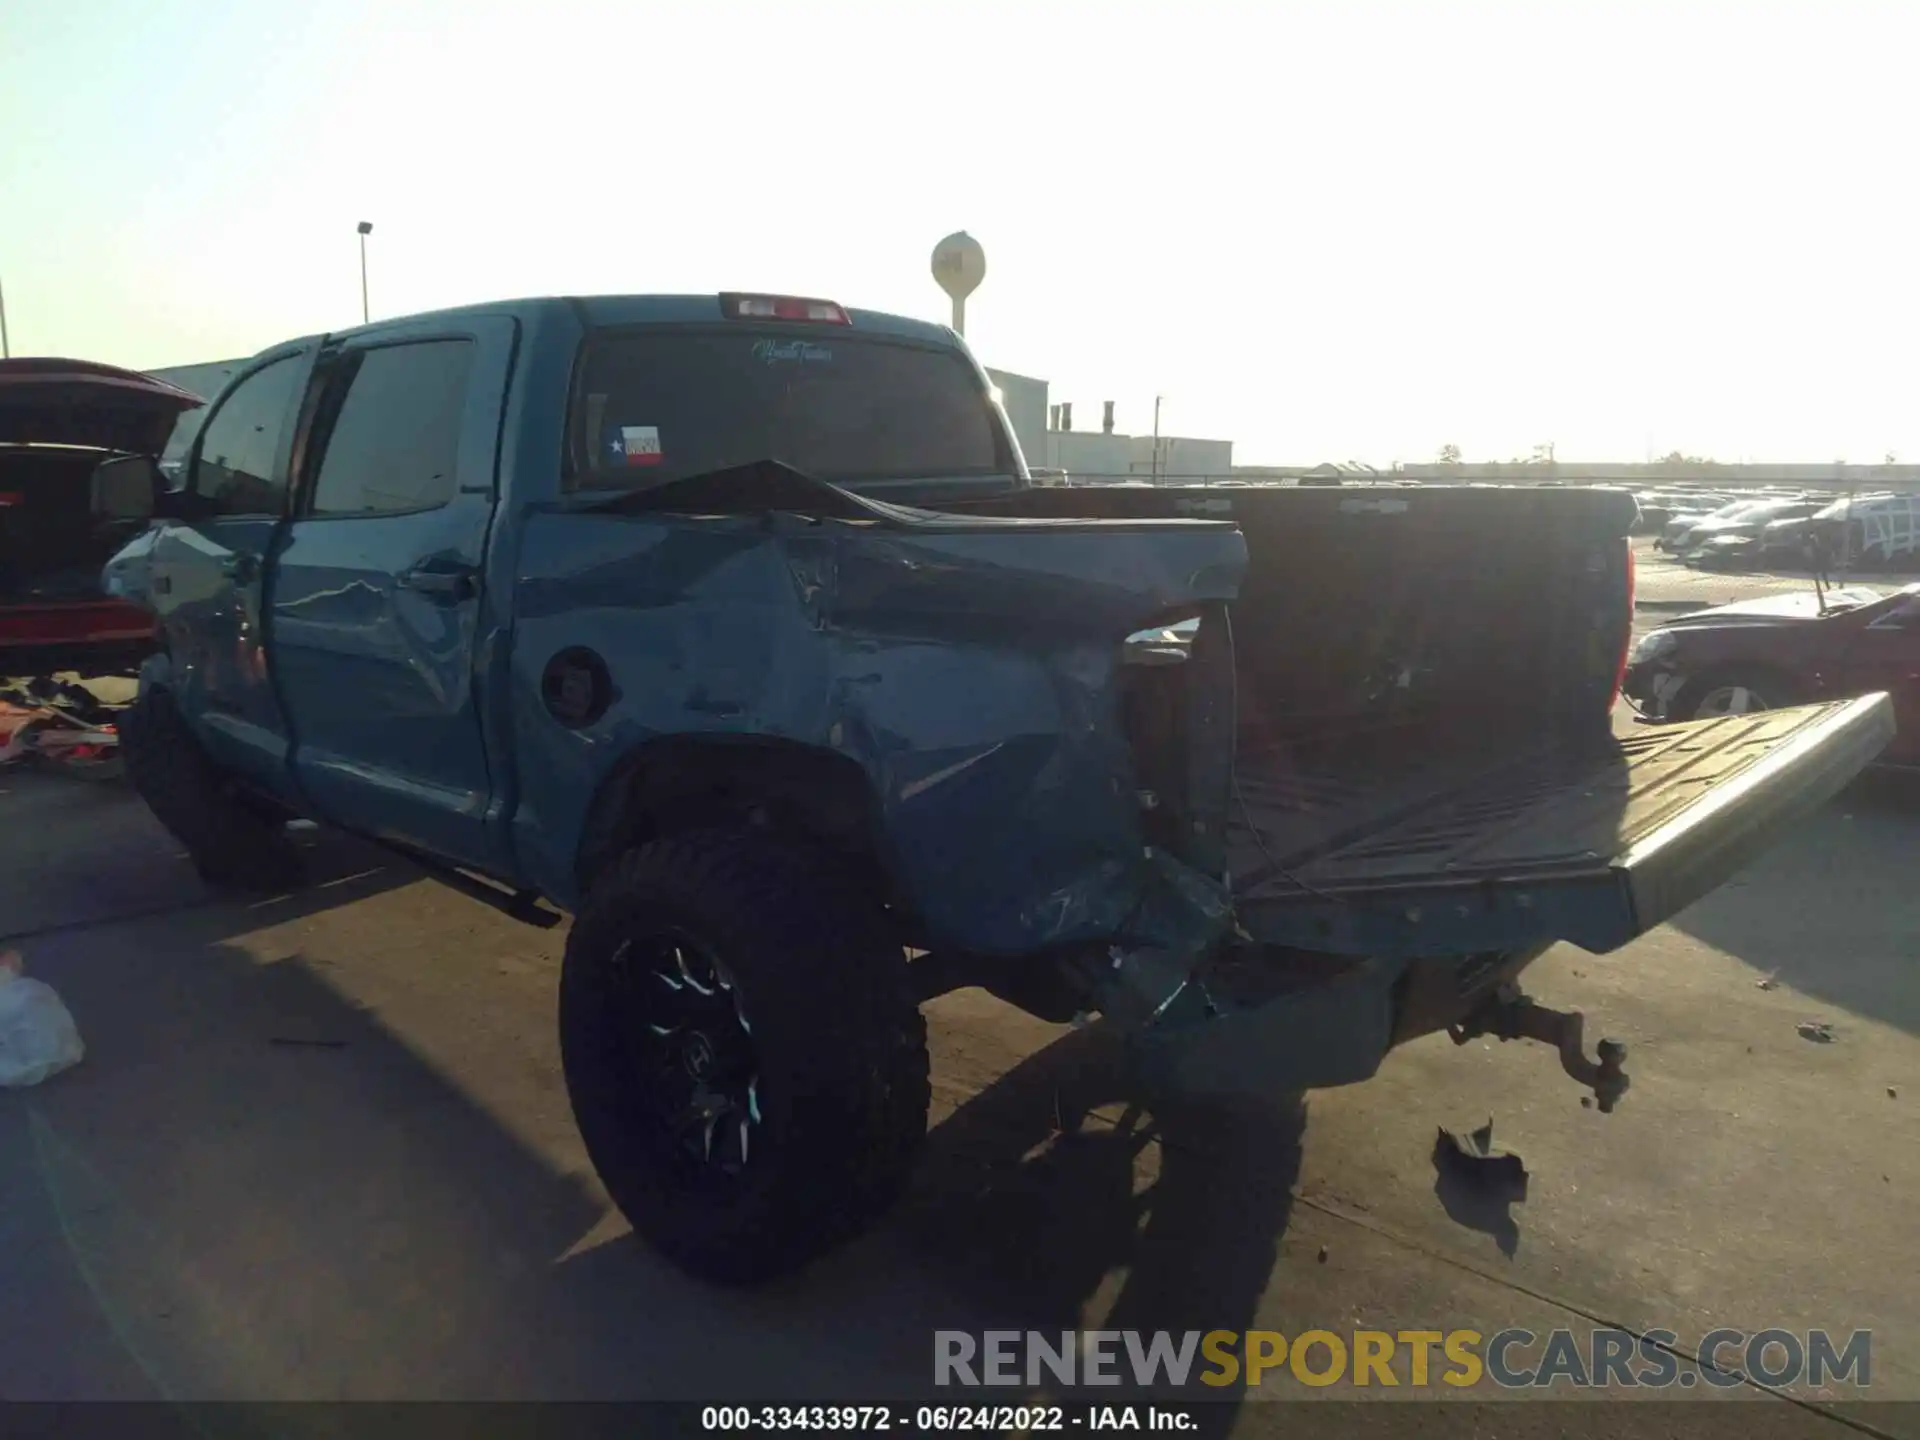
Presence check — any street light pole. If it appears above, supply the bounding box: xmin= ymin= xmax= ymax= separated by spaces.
xmin=1152 ymin=395 xmax=1163 ymax=486
xmin=357 ymin=221 xmax=373 ymax=324
xmin=0 ymin=275 xmax=10 ymax=358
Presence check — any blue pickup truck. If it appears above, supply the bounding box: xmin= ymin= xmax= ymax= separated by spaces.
xmin=99 ymin=292 xmax=1893 ymax=1284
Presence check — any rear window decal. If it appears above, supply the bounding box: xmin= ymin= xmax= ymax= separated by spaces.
xmin=604 ymin=424 xmax=663 ymax=467
xmin=752 ymin=339 xmax=833 ymax=366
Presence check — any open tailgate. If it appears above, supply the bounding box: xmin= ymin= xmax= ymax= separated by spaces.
xmin=1231 ymin=695 xmax=1894 ymax=958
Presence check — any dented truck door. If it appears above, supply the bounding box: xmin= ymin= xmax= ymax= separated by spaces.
xmin=146 ymin=343 xmax=318 ymax=793
xmin=265 ymin=317 xmax=515 ymax=872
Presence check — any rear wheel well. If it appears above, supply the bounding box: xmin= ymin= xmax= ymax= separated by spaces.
xmin=574 ymin=738 xmax=911 ymax=925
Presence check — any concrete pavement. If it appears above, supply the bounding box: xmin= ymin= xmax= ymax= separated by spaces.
xmin=1634 ymin=539 xmax=1914 ymax=611
xmin=0 ymin=754 xmax=1914 ymax=1435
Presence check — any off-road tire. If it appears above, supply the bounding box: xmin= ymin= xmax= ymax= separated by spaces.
xmin=560 ymin=826 xmax=930 ymax=1286
xmin=118 ymin=684 xmax=302 ymax=891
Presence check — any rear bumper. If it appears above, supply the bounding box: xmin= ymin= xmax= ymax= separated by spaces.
xmin=0 ymin=600 xmax=157 ymax=678
xmin=1122 ymin=942 xmax=1553 ymax=1098
xmin=0 ymin=599 xmax=155 ymax=645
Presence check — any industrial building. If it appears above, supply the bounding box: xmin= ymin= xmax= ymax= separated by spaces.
xmin=146 ymin=359 xmax=243 ymax=401
xmin=145 ymin=359 xmax=243 ymax=466
xmin=984 ymin=368 xmax=1233 ymax=482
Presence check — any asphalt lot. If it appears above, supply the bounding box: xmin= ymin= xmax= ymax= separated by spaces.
xmin=1 ymin=561 xmax=1916 ymax=1436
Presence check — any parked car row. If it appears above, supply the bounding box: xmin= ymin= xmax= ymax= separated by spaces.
xmin=1657 ymin=495 xmax=1831 ymax=562
xmin=1650 ymin=491 xmax=1920 ymax=573
xmin=1649 ymin=492 xmax=1824 ymax=543
xmin=1633 ymin=488 xmax=1750 ymax=536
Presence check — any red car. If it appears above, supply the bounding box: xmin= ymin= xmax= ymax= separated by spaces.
xmin=1622 ymin=583 xmax=1920 ymax=766
xmin=0 ymin=358 xmax=202 ymax=678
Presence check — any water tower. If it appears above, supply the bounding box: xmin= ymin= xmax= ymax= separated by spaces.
xmin=931 ymin=231 xmax=986 ymax=336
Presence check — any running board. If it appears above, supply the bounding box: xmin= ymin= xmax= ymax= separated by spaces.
xmin=381 ymin=841 xmax=565 ymax=929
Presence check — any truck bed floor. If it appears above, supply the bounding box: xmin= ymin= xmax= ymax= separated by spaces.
xmin=1226 ymin=697 xmax=1892 ymax=957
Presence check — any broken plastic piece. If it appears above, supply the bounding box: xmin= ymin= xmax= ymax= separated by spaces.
xmin=1797 ymin=1020 xmax=1836 ymax=1044
xmin=1434 ymin=1119 xmax=1529 ymax=1199
xmin=0 ymin=950 xmax=84 ymax=1088
xmin=1431 ymin=1117 xmax=1529 ymax=1257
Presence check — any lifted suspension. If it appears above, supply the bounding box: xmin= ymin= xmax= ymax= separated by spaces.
xmin=1450 ymin=982 xmax=1630 ymax=1113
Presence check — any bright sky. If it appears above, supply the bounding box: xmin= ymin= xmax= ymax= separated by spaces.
xmin=4 ymin=0 xmax=1916 ymax=465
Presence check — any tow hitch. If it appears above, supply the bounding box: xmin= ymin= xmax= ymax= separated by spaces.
xmin=1449 ymin=983 xmax=1630 ymax=1112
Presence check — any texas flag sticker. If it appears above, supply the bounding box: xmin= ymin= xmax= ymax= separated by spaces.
xmin=605 ymin=424 xmax=663 ymax=466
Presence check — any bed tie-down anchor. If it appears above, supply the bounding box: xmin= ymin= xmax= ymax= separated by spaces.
xmin=1448 ymin=982 xmax=1629 ymax=1112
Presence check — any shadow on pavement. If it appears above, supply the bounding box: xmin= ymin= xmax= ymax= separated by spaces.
xmin=0 ymin=771 xmax=215 ymax=941
xmin=1 ymin=763 xmax=1315 ymax=1417
xmin=0 ymin=765 xmax=1890 ymax=1435
xmin=0 ymin=862 xmax=476 ymax=1401
xmin=1666 ymin=770 xmax=1920 ymax=1035
xmin=1429 ymin=1125 xmax=1526 ymax=1259
xmin=1 ymin=858 xmax=1306 ymax=1426
xmin=0 ymin=863 xmax=1882 ymax=1439
xmin=540 ymin=1023 xmax=1309 ymax=1431
xmin=895 ymin=1028 xmax=1305 ymax=1437
xmin=0 ymin=770 xmax=409 ymax=944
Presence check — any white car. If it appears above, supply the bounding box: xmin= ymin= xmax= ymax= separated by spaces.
xmin=1812 ymin=493 xmax=1920 ymax=566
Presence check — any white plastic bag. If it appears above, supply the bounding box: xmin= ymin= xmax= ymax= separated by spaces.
xmin=0 ymin=949 xmax=85 ymax=1087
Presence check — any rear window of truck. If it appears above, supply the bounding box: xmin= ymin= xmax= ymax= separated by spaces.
xmin=567 ymin=328 xmax=1008 ymax=491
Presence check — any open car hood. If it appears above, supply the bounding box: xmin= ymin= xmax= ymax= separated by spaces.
xmin=1665 ymin=588 xmax=1886 ymax=626
xmin=0 ymin=359 xmax=205 ymax=455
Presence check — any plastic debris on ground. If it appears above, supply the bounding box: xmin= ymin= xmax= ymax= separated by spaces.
xmin=1797 ymin=1020 xmax=1837 ymax=1044
xmin=1431 ymin=1118 xmax=1529 ymax=1257
xmin=0 ymin=949 xmax=85 ymax=1088
xmin=1434 ymin=1119 xmax=1530 ymax=1197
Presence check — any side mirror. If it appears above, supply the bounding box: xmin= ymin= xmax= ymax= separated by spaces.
xmin=90 ymin=455 xmax=163 ymax=523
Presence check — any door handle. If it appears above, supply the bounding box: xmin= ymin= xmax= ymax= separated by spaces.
xmin=219 ymin=553 xmax=259 ymax=582
xmin=396 ymin=564 xmax=477 ymax=601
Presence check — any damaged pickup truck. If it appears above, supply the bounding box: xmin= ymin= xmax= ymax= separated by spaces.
xmin=103 ymin=293 xmax=1895 ymax=1284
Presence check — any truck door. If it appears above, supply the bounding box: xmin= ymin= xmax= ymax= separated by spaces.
xmin=146 ymin=343 xmax=318 ymax=793
xmin=1839 ymin=592 xmax=1920 ymax=765
xmin=266 ymin=317 xmax=514 ymax=872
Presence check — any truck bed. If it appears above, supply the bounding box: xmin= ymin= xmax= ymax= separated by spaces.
xmin=947 ymin=481 xmax=1891 ymax=961
xmin=1228 ymin=696 xmax=1894 ymax=958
